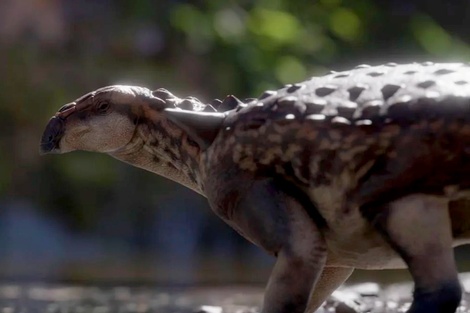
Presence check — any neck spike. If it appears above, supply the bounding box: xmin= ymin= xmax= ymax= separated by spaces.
xmin=163 ymin=108 xmax=226 ymax=150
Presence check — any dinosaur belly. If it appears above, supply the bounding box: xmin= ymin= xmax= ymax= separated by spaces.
xmin=326 ymin=242 xmax=406 ymax=269
xmin=321 ymin=206 xmax=407 ymax=270
xmin=313 ymin=191 xmax=470 ymax=270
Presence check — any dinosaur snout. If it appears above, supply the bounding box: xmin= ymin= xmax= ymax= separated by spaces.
xmin=40 ymin=116 xmax=65 ymax=154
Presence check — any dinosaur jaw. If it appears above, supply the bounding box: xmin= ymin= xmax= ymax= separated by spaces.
xmin=40 ymin=116 xmax=65 ymax=154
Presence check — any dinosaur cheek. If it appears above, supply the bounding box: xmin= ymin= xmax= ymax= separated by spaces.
xmin=88 ymin=113 xmax=136 ymax=152
xmin=60 ymin=127 xmax=88 ymax=152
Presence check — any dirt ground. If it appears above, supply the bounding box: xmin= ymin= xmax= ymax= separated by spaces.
xmin=1 ymin=274 xmax=470 ymax=313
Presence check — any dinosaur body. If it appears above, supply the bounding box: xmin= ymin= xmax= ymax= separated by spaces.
xmin=205 ymin=62 xmax=470 ymax=268
xmin=41 ymin=62 xmax=470 ymax=313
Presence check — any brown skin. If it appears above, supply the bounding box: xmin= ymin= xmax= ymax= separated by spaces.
xmin=41 ymin=85 xmax=349 ymax=313
xmin=42 ymin=86 xmax=143 ymax=154
xmin=42 ymin=63 xmax=470 ymax=313
xmin=41 ymin=85 xmax=204 ymax=193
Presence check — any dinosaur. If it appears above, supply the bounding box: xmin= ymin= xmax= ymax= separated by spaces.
xmin=40 ymin=62 xmax=470 ymax=313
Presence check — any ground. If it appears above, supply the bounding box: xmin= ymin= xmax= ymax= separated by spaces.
xmin=2 ymin=273 xmax=470 ymax=313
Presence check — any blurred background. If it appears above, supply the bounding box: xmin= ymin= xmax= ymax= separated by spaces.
xmin=1 ymin=0 xmax=470 ymax=286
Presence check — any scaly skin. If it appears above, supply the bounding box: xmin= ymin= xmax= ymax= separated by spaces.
xmin=41 ymin=62 xmax=470 ymax=313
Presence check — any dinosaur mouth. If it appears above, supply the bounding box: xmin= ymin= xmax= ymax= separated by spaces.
xmin=40 ymin=116 xmax=65 ymax=154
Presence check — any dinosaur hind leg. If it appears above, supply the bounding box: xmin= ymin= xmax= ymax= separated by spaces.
xmin=305 ymin=266 xmax=354 ymax=313
xmin=363 ymin=194 xmax=461 ymax=313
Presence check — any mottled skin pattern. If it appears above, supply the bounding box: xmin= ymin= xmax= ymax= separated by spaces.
xmin=41 ymin=63 xmax=470 ymax=313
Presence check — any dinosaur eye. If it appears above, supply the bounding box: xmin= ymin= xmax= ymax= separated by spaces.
xmin=97 ymin=101 xmax=110 ymax=114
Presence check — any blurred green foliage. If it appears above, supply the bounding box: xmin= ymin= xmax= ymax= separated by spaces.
xmin=1 ymin=0 xmax=469 ymax=222
xmin=1 ymin=0 xmax=470 ymax=280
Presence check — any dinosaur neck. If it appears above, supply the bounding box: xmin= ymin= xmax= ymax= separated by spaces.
xmin=110 ymin=113 xmax=205 ymax=196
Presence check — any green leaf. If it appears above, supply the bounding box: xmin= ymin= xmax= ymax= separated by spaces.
xmin=410 ymin=14 xmax=452 ymax=55
xmin=275 ymin=56 xmax=307 ymax=84
xmin=329 ymin=8 xmax=363 ymax=43
xmin=248 ymin=9 xmax=301 ymax=46
xmin=213 ymin=8 xmax=246 ymax=42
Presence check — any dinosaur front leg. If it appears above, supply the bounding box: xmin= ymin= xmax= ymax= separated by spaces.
xmin=211 ymin=179 xmax=327 ymax=313
xmin=364 ymin=194 xmax=462 ymax=313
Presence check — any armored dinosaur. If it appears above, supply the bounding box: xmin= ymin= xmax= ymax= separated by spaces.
xmin=40 ymin=62 xmax=470 ymax=313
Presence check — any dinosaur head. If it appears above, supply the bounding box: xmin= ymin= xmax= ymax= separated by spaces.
xmin=41 ymin=85 xmax=230 ymax=155
xmin=40 ymin=85 xmax=163 ymax=154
